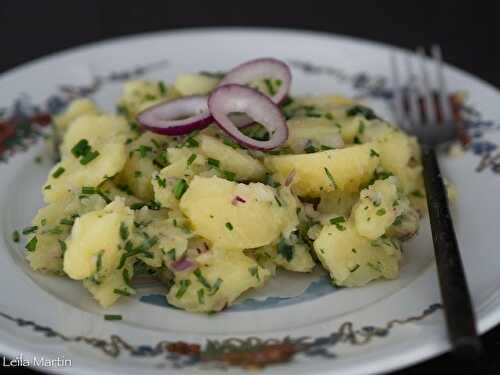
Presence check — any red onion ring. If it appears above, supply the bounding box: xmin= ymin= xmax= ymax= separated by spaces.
xmin=218 ymin=58 xmax=292 ymax=104
xmin=137 ymin=95 xmax=213 ymax=135
xmin=208 ymin=84 xmax=288 ymax=150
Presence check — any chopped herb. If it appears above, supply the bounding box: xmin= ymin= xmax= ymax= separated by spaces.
xmin=58 ymin=239 xmax=67 ymax=254
xmin=223 ymin=170 xmax=236 ymax=181
xmin=173 ymin=179 xmax=188 ymax=200
xmin=167 ymin=248 xmax=176 ymax=261
xmin=325 ymin=113 xmax=334 ymax=120
xmin=411 ymin=190 xmax=425 ymax=198
xmin=176 ymin=279 xmax=191 ymax=299
xmin=367 ymin=262 xmax=382 ymax=272
xmin=52 ymin=166 xmax=65 ymax=178
xmin=130 ymin=202 xmax=147 ymax=210
xmin=264 ymin=78 xmax=276 ymax=96
xmin=370 ymin=149 xmax=380 ymax=158
xmin=346 ymin=105 xmax=378 ymax=120
xmin=376 ymin=170 xmax=393 ymax=180
xmin=208 ymin=278 xmax=223 ymax=296
xmin=274 ymin=195 xmax=282 ymax=207
xmin=249 ymin=266 xmax=260 ymax=281
xmin=117 ymin=184 xmax=133 ymax=195
xmin=194 ymin=269 xmax=212 ymax=289
xmin=104 ymin=314 xmax=122 ymax=321
xmin=153 ymin=152 xmax=169 ymax=168
xmin=22 ymin=226 xmax=38 ymax=235
xmin=80 ymin=150 xmax=100 ymax=165
xmin=207 ymin=158 xmax=220 ymax=168
xmin=46 ymin=226 xmax=63 ymax=235
xmin=158 ymin=81 xmax=167 ymax=95
xmin=122 ymin=268 xmax=131 ymax=287
xmin=358 ymin=121 xmax=365 ymax=134
xmin=134 ymin=170 xmax=143 ymax=178
xmin=120 ymin=222 xmax=129 ymax=241
xmin=117 ymin=254 xmax=127 ymax=270
xmin=277 ymin=238 xmax=294 ymax=261
xmin=95 ymin=250 xmax=105 ymax=273
xmin=353 ymin=136 xmax=361 ymax=144
xmin=60 ymin=218 xmax=74 ymax=226
xmin=349 ymin=264 xmax=360 ymax=273
xmin=155 ymin=175 xmax=166 ymax=188
xmin=113 ymin=288 xmax=132 ymax=297
xmin=324 ymin=167 xmax=337 ymax=188
xmin=393 ymin=215 xmax=403 ymax=226
xmin=185 ymin=136 xmax=199 ymax=148
xmin=137 ymin=145 xmax=153 ymax=158
xmin=81 ymin=186 xmax=96 ymax=195
xmin=304 ymin=144 xmax=317 ymax=153
xmin=376 ymin=208 xmax=386 ymax=216
xmin=12 ymin=230 xmax=20 ymax=243
xmin=225 ymin=222 xmax=233 ymax=231
xmin=320 ymin=145 xmax=333 ymax=150
xmin=71 ymin=139 xmax=91 ymax=157
xmin=197 ymin=289 xmax=205 ymax=304
xmin=352 ymin=248 xmax=357 ymax=254
xmin=44 ymin=185 xmax=51 ymax=190
xmin=187 ymin=153 xmax=197 ymax=166
xmin=25 ymin=236 xmax=38 ymax=252
xmin=329 ymin=216 xmax=346 ymax=231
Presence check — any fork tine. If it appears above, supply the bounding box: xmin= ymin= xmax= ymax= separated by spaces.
xmin=389 ymin=53 xmax=404 ymax=126
xmin=431 ymin=45 xmax=453 ymax=124
xmin=405 ymin=53 xmax=421 ymax=126
xmin=416 ymin=47 xmax=436 ymax=124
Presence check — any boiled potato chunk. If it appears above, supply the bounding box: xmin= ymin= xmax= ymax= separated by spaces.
xmin=83 ymin=261 xmax=135 ymax=308
xmin=179 ymin=176 xmax=298 ymax=250
xmin=264 ymin=143 xmax=380 ymax=197
xmin=174 ymin=73 xmax=219 ymax=95
xmin=53 ymin=98 xmax=100 ymax=132
xmin=26 ymin=194 xmax=107 ymax=273
xmin=167 ymin=248 xmax=269 ymax=312
xmin=313 ymin=221 xmax=402 ymax=287
xmin=286 ymin=117 xmax=343 ymax=153
xmin=352 ymin=178 xmax=400 ymax=240
xmin=198 ymin=134 xmax=266 ymax=181
xmin=63 ymin=198 xmax=134 ymax=280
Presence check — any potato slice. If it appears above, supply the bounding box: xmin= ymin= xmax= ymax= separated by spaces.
xmin=179 ymin=176 xmax=298 ymax=250
xmin=264 ymin=143 xmax=380 ymax=197
xmin=174 ymin=73 xmax=219 ymax=95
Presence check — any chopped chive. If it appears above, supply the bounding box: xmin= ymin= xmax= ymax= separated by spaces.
xmin=325 ymin=113 xmax=334 ymax=120
xmin=185 ymin=136 xmax=199 ymax=148
xmin=113 ymin=288 xmax=132 ymax=296
xmin=158 ymin=81 xmax=167 ymax=95
xmin=274 ymin=195 xmax=282 ymax=207
xmin=329 ymin=216 xmax=346 ymax=231
xmin=223 ymin=170 xmax=236 ymax=181
xmin=349 ymin=264 xmax=360 ymax=273
xmin=44 ymin=185 xmax=51 ymax=190
xmin=187 ymin=153 xmax=197 ymax=166
xmin=225 ymin=222 xmax=233 ymax=231
xmin=248 ymin=266 xmax=260 ymax=281
xmin=122 ymin=268 xmax=131 ymax=287
xmin=194 ymin=269 xmax=212 ymax=289
xmin=173 ymin=179 xmax=188 ymax=200
xmin=324 ymin=167 xmax=337 ymax=188
xmin=376 ymin=208 xmax=386 ymax=216
xmin=393 ymin=215 xmax=403 ymax=226
xmin=352 ymin=248 xmax=357 ymax=254
xmin=304 ymin=145 xmax=317 ymax=153
xmin=176 ymin=279 xmax=191 ymax=299
xmin=22 ymin=226 xmax=38 ymax=235
xmin=370 ymin=149 xmax=380 ymax=157
xmin=353 ymin=136 xmax=361 ymax=144
xmin=346 ymin=105 xmax=377 ymax=120
xmin=155 ymin=175 xmax=166 ymax=188
xmin=208 ymin=278 xmax=223 ymax=296
xmin=134 ymin=170 xmax=143 ymax=178
xmin=71 ymin=139 xmax=90 ymax=157
xmin=197 ymin=289 xmax=205 ymax=304
xmin=130 ymin=202 xmax=147 ymax=210
xmin=367 ymin=262 xmax=382 ymax=272
xmin=120 ymin=222 xmax=129 ymax=241
xmin=81 ymin=186 xmax=96 ymax=195
xmin=136 ymin=145 xmax=153 ymax=158
xmin=12 ymin=230 xmax=20 ymax=243
xmin=104 ymin=314 xmax=122 ymax=321
xmin=207 ymin=158 xmax=220 ymax=168
xmin=52 ymin=166 xmax=65 ymax=178
xmin=95 ymin=250 xmax=105 ymax=273
xmin=277 ymin=238 xmax=294 ymax=261
xmin=46 ymin=226 xmax=63 ymax=235
xmin=411 ymin=190 xmax=425 ymax=198
xmin=60 ymin=218 xmax=74 ymax=226
xmin=25 ymin=236 xmax=38 ymax=252
xmin=167 ymin=248 xmax=176 ymax=261
xmin=264 ymin=78 xmax=276 ymax=96
xmin=80 ymin=150 xmax=100 ymax=165
xmin=58 ymin=239 xmax=67 ymax=254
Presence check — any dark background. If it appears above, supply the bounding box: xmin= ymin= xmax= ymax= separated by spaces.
xmin=1 ymin=1 xmax=499 ymax=374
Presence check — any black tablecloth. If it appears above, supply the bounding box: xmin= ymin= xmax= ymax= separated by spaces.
xmin=1 ymin=1 xmax=499 ymax=374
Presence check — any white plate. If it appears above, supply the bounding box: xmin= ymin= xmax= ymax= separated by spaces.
xmin=1 ymin=28 xmax=499 ymax=375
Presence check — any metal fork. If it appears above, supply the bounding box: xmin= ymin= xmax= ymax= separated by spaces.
xmin=390 ymin=46 xmax=483 ymax=360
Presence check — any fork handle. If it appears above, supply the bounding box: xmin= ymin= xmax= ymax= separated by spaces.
xmin=421 ymin=146 xmax=483 ymax=361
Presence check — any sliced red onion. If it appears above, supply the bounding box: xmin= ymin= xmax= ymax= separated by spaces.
xmin=137 ymin=95 xmax=212 ymax=135
xmin=171 ymin=256 xmax=195 ymax=271
xmin=208 ymin=84 xmax=288 ymax=151
xmin=218 ymin=58 xmax=292 ymax=104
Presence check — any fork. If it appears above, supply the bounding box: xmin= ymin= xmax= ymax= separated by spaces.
xmin=390 ymin=46 xmax=483 ymax=360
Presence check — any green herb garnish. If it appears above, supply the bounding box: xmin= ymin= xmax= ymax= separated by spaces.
xmin=120 ymin=222 xmax=129 ymax=241
xmin=22 ymin=226 xmax=38 ymax=235
xmin=187 ymin=153 xmax=197 ymax=166
xmin=324 ymin=167 xmax=337 ymax=188
xmin=277 ymin=238 xmax=294 ymax=261
xmin=207 ymin=158 xmax=220 ymax=168
xmin=12 ymin=230 xmax=20 ymax=243
xmin=329 ymin=216 xmax=346 ymax=231
xmin=52 ymin=166 xmax=65 ymax=178
xmin=176 ymin=279 xmax=191 ymax=299
xmin=173 ymin=179 xmax=188 ymax=200
xmin=25 ymin=236 xmax=38 ymax=252
xmin=223 ymin=170 xmax=236 ymax=181
xmin=197 ymin=289 xmax=205 ymax=304
xmin=225 ymin=222 xmax=233 ymax=231
xmin=104 ymin=314 xmax=122 ymax=321
xmin=194 ymin=269 xmax=212 ymax=289
xmin=370 ymin=149 xmax=380 ymax=158
xmin=376 ymin=208 xmax=386 ymax=216
xmin=249 ymin=266 xmax=260 ymax=281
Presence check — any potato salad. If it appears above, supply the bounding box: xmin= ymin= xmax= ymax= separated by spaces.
xmin=23 ymin=58 xmax=424 ymax=313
